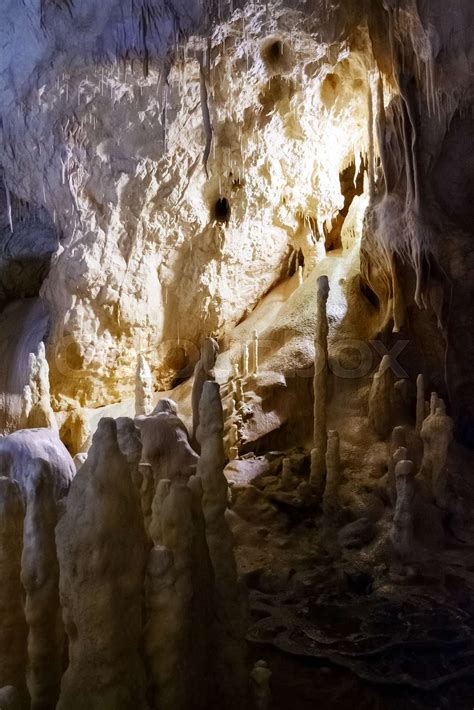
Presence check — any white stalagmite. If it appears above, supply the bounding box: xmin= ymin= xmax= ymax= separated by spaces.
xmin=21 ymin=458 xmax=63 ymax=709
xmin=251 ymin=329 xmax=259 ymax=375
xmin=242 ymin=342 xmax=249 ymax=377
xmin=323 ymin=430 xmax=341 ymax=516
xmin=0 ymin=477 xmax=27 ymax=699
xmin=310 ymin=275 xmax=330 ymax=491
xmin=197 ymin=381 xmax=248 ymax=710
xmin=135 ymin=354 xmax=153 ymax=416
xmin=23 ymin=343 xmax=58 ymax=432
xmin=55 ymin=419 xmax=147 ymax=710
xmin=390 ymin=459 xmax=415 ymax=562
xmin=368 ymin=355 xmax=393 ymax=439
xmin=415 ymin=374 xmax=425 ymax=435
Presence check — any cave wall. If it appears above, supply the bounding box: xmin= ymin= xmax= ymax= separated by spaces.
xmin=0 ymin=0 xmax=372 ymax=422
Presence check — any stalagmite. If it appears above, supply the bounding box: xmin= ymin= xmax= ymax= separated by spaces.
xmin=144 ymin=544 xmax=181 ymax=710
xmin=146 ymin=478 xmax=213 ymax=710
xmin=242 ymin=342 xmax=249 ymax=377
xmin=23 ymin=344 xmax=57 ymax=432
xmin=310 ymin=275 xmax=330 ymax=490
xmin=21 ymin=459 xmax=62 ymax=710
xmin=136 ymin=403 xmax=198 ymax=484
xmin=368 ymin=355 xmax=392 ymax=439
xmin=197 ymin=381 xmax=248 ymax=709
xmin=251 ymin=329 xmax=259 ymax=375
xmin=135 ymin=354 xmax=153 ymax=416
xmin=416 ymin=374 xmax=425 ymax=435
xmin=418 ymin=400 xmax=454 ymax=507
xmin=0 ymin=478 xmax=27 ymax=699
xmin=297 ymin=265 xmax=304 ymax=286
xmin=387 ymin=425 xmax=408 ymax=501
xmin=191 ymin=337 xmax=219 ymax=445
xmin=429 ymin=391 xmax=440 ymax=416
xmin=55 ymin=419 xmax=147 ymax=710
xmin=322 ymin=430 xmax=341 ymax=516
xmin=390 ymin=460 xmax=415 ymax=562
xmin=250 ymin=660 xmax=272 ymax=710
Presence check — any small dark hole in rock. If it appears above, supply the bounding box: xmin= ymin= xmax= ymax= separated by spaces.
xmin=214 ymin=197 xmax=230 ymax=224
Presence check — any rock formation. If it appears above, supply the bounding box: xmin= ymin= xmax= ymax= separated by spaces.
xmin=197 ymin=381 xmax=248 ymax=709
xmin=322 ymin=430 xmax=341 ymax=517
xmin=0 ymin=429 xmax=75 ymax=501
xmin=0 ymin=477 xmax=27 ymax=699
xmin=191 ymin=337 xmax=219 ymax=446
xmin=21 ymin=458 xmax=63 ymax=709
xmin=22 ymin=344 xmax=58 ymax=432
xmin=136 ymin=401 xmax=198 ymax=484
xmin=310 ymin=275 xmax=330 ymax=490
xmin=55 ymin=419 xmax=147 ymax=710
xmin=368 ymin=355 xmax=393 ymax=440
xmin=135 ymin=354 xmax=153 ymax=417
xmin=418 ymin=400 xmax=454 ymax=507
xmin=390 ymin=460 xmax=416 ymax=563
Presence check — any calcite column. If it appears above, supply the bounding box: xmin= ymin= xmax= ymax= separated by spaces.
xmin=197 ymin=381 xmax=248 ymax=710
xmin=310 ymin=275 xmax=330 ymax=491
xmin=0 ymin=477 xmax=27 ymax=699
xmin=368 ymin=354 xmax=393 ymax=439
xmin=251 ymin=329 xmax=259 ymax=375
xmin=390 ymin=460 xmax=415 ymax=562
xmin=55 ymin=418 xmax=147 ymax=710
xmin=21 ymin=458 xmax=63 ymax=710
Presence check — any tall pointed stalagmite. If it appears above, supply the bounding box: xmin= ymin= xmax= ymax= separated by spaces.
xmin=197 ymin=381 xmax=248 ymax=710
xmin=192 ymin=337 xmax=219 ymax=448
xmin=55 ymin=419 xmax=147 ymax=710
xmin=21 ymin=458 xmax=63 ymax=710
xmin=368 ymin=354 xmax=393 ymax=439
xmin=415 ymin=374 xmax=425 ymax=435
xmin=0 ymin=477 xmax=27 ymax=701
xmin=310 ymin=275 xmax=330 ymax=491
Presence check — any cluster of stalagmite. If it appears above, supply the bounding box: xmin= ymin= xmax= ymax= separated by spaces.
xmin=0 ymin=340 xmax=249 ymax=709
xmin=21 ymin=343 xmax=58 ymax=432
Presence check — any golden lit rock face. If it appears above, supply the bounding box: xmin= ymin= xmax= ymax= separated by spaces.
xmin=0 ymin=1 xmax=375 ymax=415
